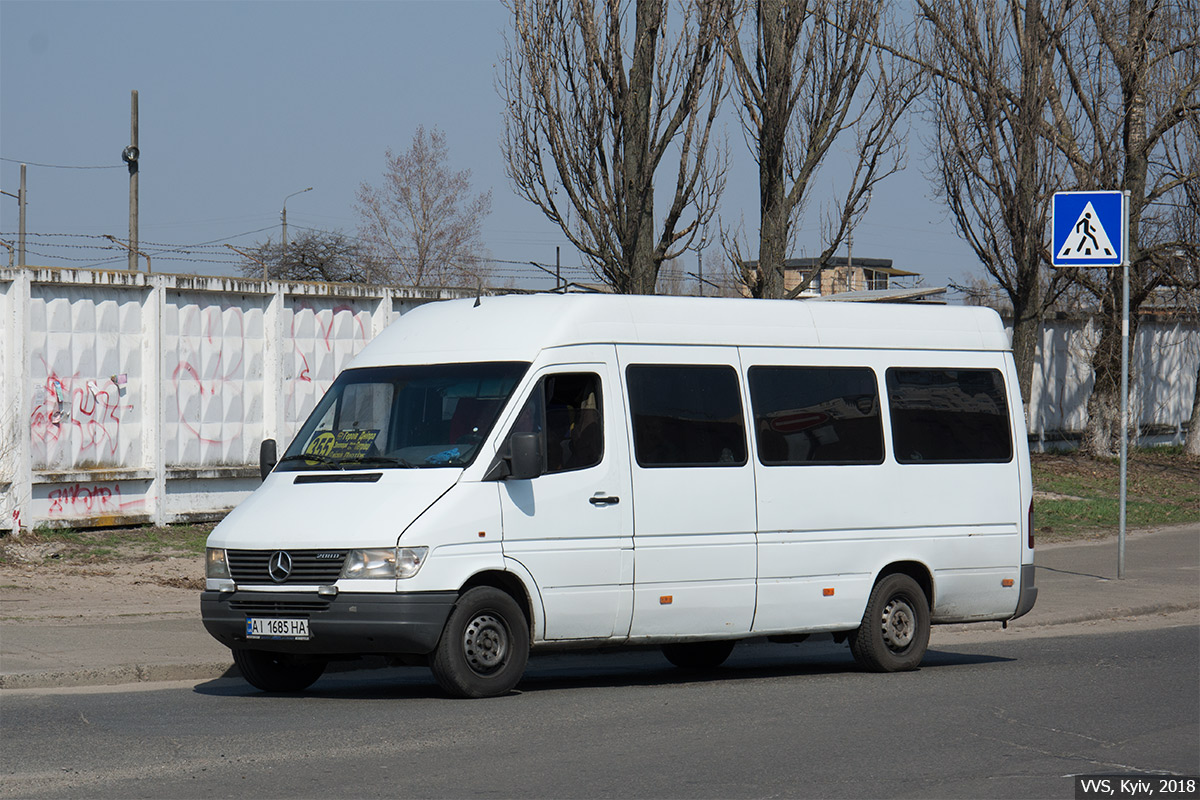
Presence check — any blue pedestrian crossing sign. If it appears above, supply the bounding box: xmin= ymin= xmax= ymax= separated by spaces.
xmin=1052 ymin=191 xmax=1126 ymax=267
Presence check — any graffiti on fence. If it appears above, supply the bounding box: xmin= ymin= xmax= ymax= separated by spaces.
xmin=29 ymin=361 xmax=133 ymax=466
xmin=46 ymin=481 xmax=146 ymax=518
xmin=291 ymin=302 xmax=370 ymax=384
xmin=169 ymin=303 xmax=251 ymax=449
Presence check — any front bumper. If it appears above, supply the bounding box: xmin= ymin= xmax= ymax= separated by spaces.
xmin=200 ymin=590 xmax=458 ymax=655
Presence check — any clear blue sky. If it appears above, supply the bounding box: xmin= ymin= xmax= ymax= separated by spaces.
xmin=1 ymin=0 xmax=981 ymax=295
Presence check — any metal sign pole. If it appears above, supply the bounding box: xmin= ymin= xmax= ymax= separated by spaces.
xmin=1050 ymin=189 xmax=1130 ymax=579
xmin=1118 ymin=191 xmax=1130 ymax=580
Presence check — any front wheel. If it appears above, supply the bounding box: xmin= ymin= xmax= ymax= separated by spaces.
xmin=848 ymin=573 xmax=930 ymax=672
xmin=430 ymin=587 xmax=530 ymax=698
xmin=233 ymin=649 xmax=326 ymax=692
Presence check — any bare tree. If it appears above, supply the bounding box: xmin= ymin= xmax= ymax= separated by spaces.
xmin=1043 ymin=0 xmax=1200 ymax=456
xmin=723 ymin=0 xmax=922 ymax=299
xmin=356 ymin=126 xmax=493 ymax=290
xmin=499 ymin=0 xmax=728 ymax=294
xmin=236 ymin=230 xmax=378 ymax=283
xmin=1174 ymin=111 xmax=1200 ymax=458
xmin=915 ymin=0 xmax=1077 ymax=415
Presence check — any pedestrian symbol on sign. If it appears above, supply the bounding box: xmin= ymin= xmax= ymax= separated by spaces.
xmin=1058 ymin=201 xmax=1116 ymax=260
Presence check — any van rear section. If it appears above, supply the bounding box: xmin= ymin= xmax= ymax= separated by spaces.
xmin=200 ymin=294 xmax=1035 ymax=698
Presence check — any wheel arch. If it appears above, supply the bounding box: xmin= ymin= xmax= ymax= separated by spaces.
xmin=874 ymin=560 xmax=934 ymax=611
xmin=460 ymin=569 xmax=535 ymax=637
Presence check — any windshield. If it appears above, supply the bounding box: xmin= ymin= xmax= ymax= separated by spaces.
xmin=277 ymin=362 xmax=529 ymax=471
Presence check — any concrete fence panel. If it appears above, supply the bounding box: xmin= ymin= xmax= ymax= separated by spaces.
xmin=1 ymin=268 xmax=470 ymax=531
xmin=1025 ymin=316 xmax=1200 ymax=445
xmin=1 ymin=267 xmax=1196 ymax=531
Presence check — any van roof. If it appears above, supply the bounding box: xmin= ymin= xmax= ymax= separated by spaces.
xmin=352 ymin=294 xmax=1011 ymax=367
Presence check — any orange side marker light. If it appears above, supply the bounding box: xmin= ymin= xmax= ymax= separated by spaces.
xmin=823 ymin=588 xmax=835 ymax=597
xmin=660 ymin=595 xmax=673 ymax=605
xmin=1002 ymin=578 xmax=1014 ymax=587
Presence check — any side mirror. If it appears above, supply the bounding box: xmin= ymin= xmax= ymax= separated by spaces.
xmin=259 ymin=439 xmax=278 ymax=481
xmin=508 ymin=433 xmax=544 ymax=480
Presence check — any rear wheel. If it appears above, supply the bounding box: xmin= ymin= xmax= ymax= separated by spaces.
xmin=430 ymin=587 xmax=530 ymax=698
xmin=233 ymin=649 xmax=326 ymax=692
xmin=849 ymin=573 xmax=930 ymax=672
xmin=661 ymin=640 xmax=736 ymax=671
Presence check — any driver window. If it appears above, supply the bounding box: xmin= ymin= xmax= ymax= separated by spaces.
xmin=508 ymin=372 xmax=603 ymax=474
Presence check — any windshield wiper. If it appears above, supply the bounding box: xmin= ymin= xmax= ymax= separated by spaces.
xmin=277 ymin=453 xmax=344 ymax=469
xmin=342 ymin=455 xmax=417 ymax=469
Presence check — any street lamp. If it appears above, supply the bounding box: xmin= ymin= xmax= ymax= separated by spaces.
xmin=281 ymin=187 xmax=313 ymax=255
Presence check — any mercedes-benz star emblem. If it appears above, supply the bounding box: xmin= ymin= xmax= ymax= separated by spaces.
xmin=268 ymin=551 xmax=292 ymax=583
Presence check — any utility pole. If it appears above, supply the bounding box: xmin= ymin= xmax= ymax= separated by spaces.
xmin=697 ymin=237 xmax=705 ymax=297
xmin=2 ymin=164 xmax=27 ymax=266
xmin=846 ymin=227 xmax=853 ymax=293
xmin=18 ymin=163 xmax=26 ymax=266
xmin=282 ymin=187 xmax=312 ymax=259
xmin=122 ymin=90 xmax=140 ymax=272
xmin=556 ymin=246 xmax=561 ymax=293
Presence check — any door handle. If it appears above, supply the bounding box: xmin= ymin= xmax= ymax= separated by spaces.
xmin=589 ymin=494 xmax=620 ymax=506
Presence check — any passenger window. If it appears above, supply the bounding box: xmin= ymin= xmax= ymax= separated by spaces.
xmin=626 ymin=365 xmax=747 ymax=467
xmin=507 ymin=373 xmax=604 ymax=474
xmin=886 ymin=368 xmax=1012 ymax=463
xmin=748 ymin=366 xmax=884 ymax=466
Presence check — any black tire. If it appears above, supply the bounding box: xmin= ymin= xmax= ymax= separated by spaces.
xmin=661 ymin=640 xmax=736 ymax=671
xmin=430 ymin=587 xmax=530 ymax=698
xmin=233 ymin=649 xmax=326 ymax=692
xmin=849 ymin=573 xmax=930 ymax=673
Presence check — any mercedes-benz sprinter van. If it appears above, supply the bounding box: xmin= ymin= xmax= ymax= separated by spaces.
xmin=201 ymin=294 xmax=1036 ymax=697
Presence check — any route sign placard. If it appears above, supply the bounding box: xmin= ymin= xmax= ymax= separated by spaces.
xmin=1051 ymin=191 xmax=1126 ymax=267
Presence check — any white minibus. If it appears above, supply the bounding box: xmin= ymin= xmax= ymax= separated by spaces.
xmin=201 ymin=294 xmax=1037 ymax=697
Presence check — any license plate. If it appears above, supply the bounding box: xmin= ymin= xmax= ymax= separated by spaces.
xmin=246 ymin=617 xmax=310 ymax=640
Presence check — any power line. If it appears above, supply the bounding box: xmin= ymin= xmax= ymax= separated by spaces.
xmin=1 ymin=156 xmax=122 ymax=170
xmin=3 ymin=226 xmax=605 ymax=286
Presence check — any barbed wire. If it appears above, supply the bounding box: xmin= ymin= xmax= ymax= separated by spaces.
xmin=1 ymin=226 xmax=765 ymax=294
xmin=0 ymin=228 xmax=600 ymax=285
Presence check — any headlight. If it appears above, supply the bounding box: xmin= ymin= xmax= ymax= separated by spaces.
xmin=206 ymin=548 xmax=231 ymax=579
xmin=340 ymin=547 xmax=428 ymax=580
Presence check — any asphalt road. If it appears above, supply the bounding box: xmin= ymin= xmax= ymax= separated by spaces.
xmin=2 ymin=623 xmax=1197 ymax=800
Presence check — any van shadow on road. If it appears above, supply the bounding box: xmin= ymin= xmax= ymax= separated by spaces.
xmin=191 ymin=640 xmax=1013 ymax=701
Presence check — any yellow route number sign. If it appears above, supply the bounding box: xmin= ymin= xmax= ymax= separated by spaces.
xmin=304 ymin=429 xmax=380 ymax=462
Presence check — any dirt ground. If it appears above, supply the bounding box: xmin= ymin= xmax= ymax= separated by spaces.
xmin=1033 ymin=448 xmax=1200 ymax=494
xmin=0 ymin=539 xmax=203 ymax=625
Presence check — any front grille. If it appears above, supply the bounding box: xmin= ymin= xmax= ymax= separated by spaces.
xmin=227 ymin=549 xmax=347 ymax=585
xmin=228 ymin=597 xmax=331 ymax=614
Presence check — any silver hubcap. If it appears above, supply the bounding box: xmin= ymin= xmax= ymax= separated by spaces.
xmin=463 ymin=613 xmax=508 ymax=675
xmin=881 ymin=597 xmax=916 ymax=651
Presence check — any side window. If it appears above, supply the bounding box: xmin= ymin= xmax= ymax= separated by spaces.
xmin=626 ymin=364 xmax=747 ymax=467
xmin=507 ymin=372 xmax=604 ymax=474
xmin=748 ymin=366 xmax=884 ymax=466
xmin=886 ymin=368 xmax=1012 ymax=464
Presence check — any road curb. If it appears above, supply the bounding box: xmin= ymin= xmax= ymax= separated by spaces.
xmin=0 ymin=662 xmax=236 ymax=691
xmin=0 ymin=654 xmax=406 ymax=691
xmin=1012 ymin=601 xmax=1200 ymax=628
